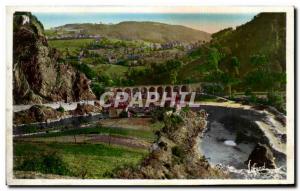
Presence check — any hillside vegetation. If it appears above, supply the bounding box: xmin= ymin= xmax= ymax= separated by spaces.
xmin=179 ymin=13 xmax=286 ymax=81
xmin=213 ymin=13 xmax=286 ymax=75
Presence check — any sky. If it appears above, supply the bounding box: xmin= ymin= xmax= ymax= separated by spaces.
xmin=33 ymin=12 xmax=258 ymax=33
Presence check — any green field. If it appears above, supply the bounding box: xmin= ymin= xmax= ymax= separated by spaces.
xmin=13 ymin=119 xmax=164 ymax=179
xmin=14 ymin=142 xmax=147 ymax=178
xmin=48 ymin=39 xmax=95 ymax=51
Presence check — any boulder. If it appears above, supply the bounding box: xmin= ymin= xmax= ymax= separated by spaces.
xmin=245 ymin=143 xmax=276 ymax=169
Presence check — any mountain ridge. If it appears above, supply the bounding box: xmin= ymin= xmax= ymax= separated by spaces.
xmin=47 ymin=21 xmax=211 ymax=43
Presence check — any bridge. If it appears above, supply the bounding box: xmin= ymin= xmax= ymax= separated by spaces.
xmin=107 ymin=83 xmax=205 ymax=98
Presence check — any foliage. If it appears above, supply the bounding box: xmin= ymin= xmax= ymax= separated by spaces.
xmin=243 ymin=54 xmax=286 ymax=91
xmin=181 ymin=106 xmax=190 ymax=113
xmin=267 ymin=91 xmax=285 ymax=112
xmin=91 ymin=82 xmax=105 ymax=98
xmin=162 ymin=112 xmax=184 ymax=135
xmin=56 ymin=106 xmax=65 ymax=113
xmin=171 ymin=146 xmax=185 ymax=158
xmin=150 ymin=107 xmax=173 ymax=122
xmin=15 ymin=150 xmax=72 ymax=176
xmin=205 ymin=70 xmax=240 ymax=96
xmin=126 ymin=59 xmax=182 ymax=85
xmin=119 ymin=111 xmax=128 ymax=118
xmin=202 ymin=83 xmax=225 ymax=96
xmin=14 ymin=142 xmax=147 ymax=178
xmin=73 ymin=63 xmax=96 ymax=79
xmin=231 ymin=56 xmax=240 ymax=75
xmin=206 ymin=47 xmax=223 ymax=70
xmin=19 ymin=125 xmax=38 ymax=134
xmin=250 ymin=54 xmax=268 ymax=68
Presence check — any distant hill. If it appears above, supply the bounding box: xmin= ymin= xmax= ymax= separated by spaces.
xmin=178 ymin=12 xmax=286 ymax=82
xmin=47 ymin=21 xmax=211 ymax=43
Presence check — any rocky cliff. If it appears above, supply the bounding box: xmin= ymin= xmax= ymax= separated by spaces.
xmin=13 ymin=12 xmax=95 ymax=104
xmin=112 ymin=109 xmax=226 ymax=179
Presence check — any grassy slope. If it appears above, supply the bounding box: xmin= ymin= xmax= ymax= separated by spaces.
xmin=47 ymin=21 xmax=211 ymax=43
xmin=14 ymin=142 xmax=147 ymax=178
xmin=13 ymin=120 xmax=164 ymax=178
xmin=34 ymin=126 xmax=157 ymax=141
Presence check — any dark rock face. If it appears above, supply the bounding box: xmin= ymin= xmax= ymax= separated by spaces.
xmin=13 ymin=12 xmax=95 ymax=104
xmin=245 ymin=143 xmax=276 ymax=169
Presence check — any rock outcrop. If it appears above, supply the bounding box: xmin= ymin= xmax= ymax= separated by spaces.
xmin=13 ymin=103 xmax=102 ymax=125
xmin=13 ymin=12 xmax=95 ymax=104
xmin=112 ymin=109 xmax=226 ymax=179
xmin=245 ymin=143 xmax=276 ymax=169
xmin=13 ymin=105 xmax=65 ymax=125
xmin=69 ymin=103 xmax=102 ymax=116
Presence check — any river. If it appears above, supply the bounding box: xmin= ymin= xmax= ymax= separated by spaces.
xmin=199 ymin=113 xmax=286 ymax=179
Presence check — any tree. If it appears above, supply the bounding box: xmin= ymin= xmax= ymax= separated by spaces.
xmin=97 ymin=74 xmax=112 ymax=86
xmin=219 ymin=72 xmax=240 ymax=98
xmin=205 ymin=70 xmax=239 ymax=97
xmin=91 ymin=82 xmax=105 ymax=99
xmin=74 ymin=63 xmax=96 ymax=79
xmin=231 ymin=56 xmax=240 ymax=76
xmin=250 ymin=54 xmax=268 ymax=69
xmin=207 ymin=47 xmax=223 ymax=71
xmin=244 ymin=54 xmax=285 ymax=92
xmin=170 ymin=70 xmax=178 ymax=85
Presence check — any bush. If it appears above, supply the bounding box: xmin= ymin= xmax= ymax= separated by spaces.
xmin=181 ymin=106 xmax=190 ymax=113
xmin=119 ymin=111 xmax=128 ymax=118
xmin=150 ymin=108 xmax=171 ymax=122
xmin=167 ymin=114 xmax=183 ymax=127
xmin=19 ymin=125 xmax=38 ymax=134
xmin=15 ymin=150 xmax=72 ymax=176
xmin=91 ymin=82 xmax=105 ymax=98
xmin=267 ymin=91 xmax=285 ymax=112
xmin=202 ymin=83 xmax=225 ymax=96
xmin=244 ymin=88 xmax=252 ymax=96
xmin=162 ymin=112 xmax=184 ymax=135
xmin=56 ymin=106 xmax=65 ymax=113
xmin=74 ymin=63 xmax=96 ymax=79
xmin=171 ymin=146 xmax=184 ymax=158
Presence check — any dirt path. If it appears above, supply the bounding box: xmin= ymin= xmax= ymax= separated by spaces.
xmin=98 ymin=118 xmax=153 ymax=131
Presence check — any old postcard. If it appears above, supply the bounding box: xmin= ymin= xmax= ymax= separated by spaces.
xmin=6 ymin=6 xmax=295 ymax=185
